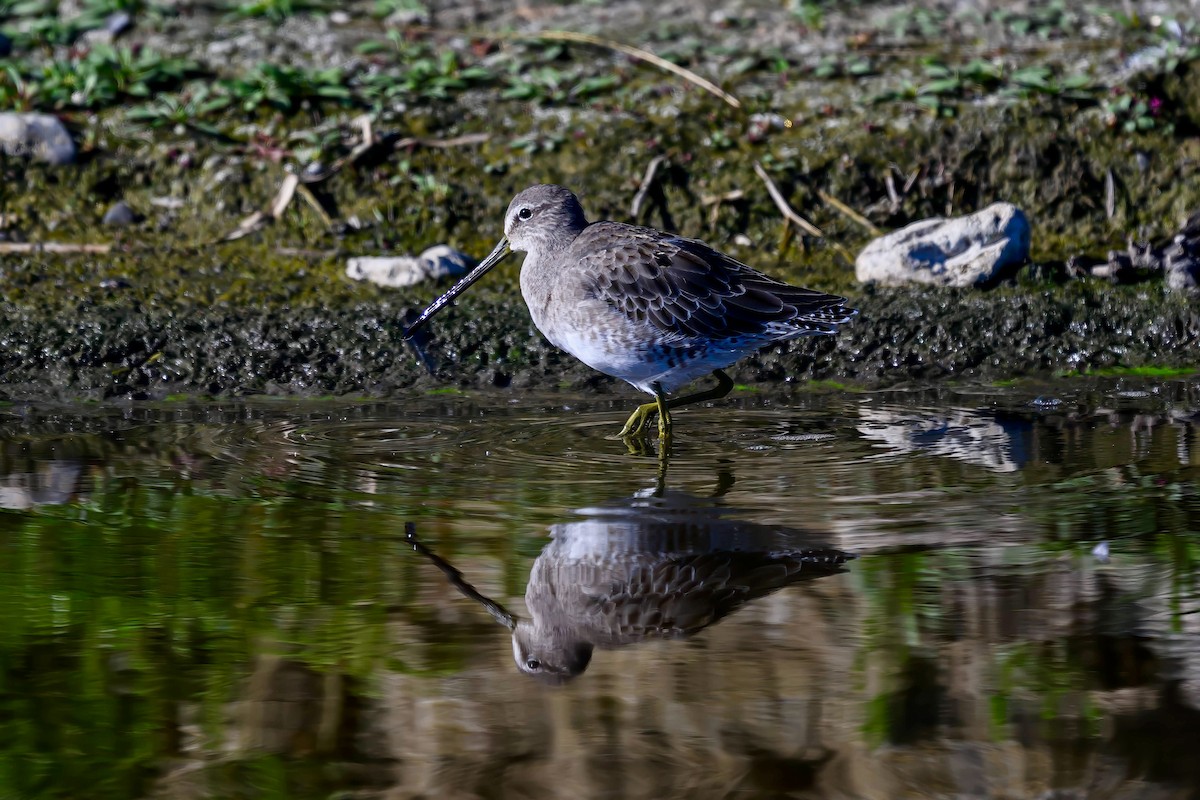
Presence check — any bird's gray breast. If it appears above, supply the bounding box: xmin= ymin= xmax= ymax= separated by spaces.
xmin=519 ymin=254 xmax=641 ymax=371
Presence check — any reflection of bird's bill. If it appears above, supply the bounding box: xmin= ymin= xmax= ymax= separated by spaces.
xmin=404 ymin=522 xmax=516 ymax=631
xmin=402 ymin=238 xmax=512 ymax=339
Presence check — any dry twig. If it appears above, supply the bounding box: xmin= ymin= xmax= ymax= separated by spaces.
xmin=0 ymin=242 xmax=112 ymax=254
xmin=753 ymin=162 xmax=823 ymax=238
xmin=815 ymin=188 xmax=881 ymax=236
xmin=520 ymin=30 xmax=741 ymax=110
xmin=221 ymin=173 xmax=300 ymax=242
xmin=700 ymin=189 xmax=745 ymax=231
xmin=631 ymin=155 xmax=669 ymax=222
xmin=295 ymin=182 xmax=334 ymax=231
xmin=1105 ymin=168 xmax=1116 ymax=220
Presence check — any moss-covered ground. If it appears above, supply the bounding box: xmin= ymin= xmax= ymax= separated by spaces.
xmin=2 ymin=0 xmax=1199 ymax=400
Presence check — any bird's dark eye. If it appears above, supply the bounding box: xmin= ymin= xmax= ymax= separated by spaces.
xmin=517 ymin=207 xmax=532 ymax=221
xmin=526 ymin=659 xmax=541 ymax=670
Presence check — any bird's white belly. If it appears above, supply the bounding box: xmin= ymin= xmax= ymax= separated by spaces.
xmin=548 ymin=320 xmax=736 ymax=395
xmin=522 ymin=269 xmax=739 ymax=395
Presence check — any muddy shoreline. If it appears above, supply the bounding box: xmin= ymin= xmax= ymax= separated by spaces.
xmin=0 ymin=278 xmax=1196 ymax=402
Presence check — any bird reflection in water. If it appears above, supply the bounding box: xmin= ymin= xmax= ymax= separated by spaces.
xmin=406 ymin=473 xmax=855 ymax=683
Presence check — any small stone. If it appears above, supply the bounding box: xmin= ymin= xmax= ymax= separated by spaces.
xmin=1164 ymin=236 xmax=1199 ymax=291
xmin=0 ymin=112 xmax=76 ymax=166
xmin=106 ymin=11 xmax=133 ymax=36
xmin=329 ymin=10 xmax=350 ymax=24
xmin=346 ymin=245 xmax=474 ymax=288
xmin=746 ymin=113 xmax=786 ymax=143
xmin=855 ymin=202 xmax=1031 ymax=288
xmin=102 ymin=201 xmax=139 ymax=227
xmin=81 ymin=12 xmax=132 ymax=45
xmin=1091 ymin=541 xmax=1110 ymax=563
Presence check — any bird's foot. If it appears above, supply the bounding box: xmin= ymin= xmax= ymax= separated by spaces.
xmin=618 ymin=402 xmax=659 ymax=438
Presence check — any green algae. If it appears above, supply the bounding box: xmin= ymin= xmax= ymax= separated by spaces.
xmin=1058 ymin=365 xmax=1199 ymax=379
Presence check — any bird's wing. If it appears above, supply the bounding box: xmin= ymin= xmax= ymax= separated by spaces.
xmin=575 ymin=223 xmax=855 ymax=342
xmin=590 ymin=549 xmax=852 ymax=643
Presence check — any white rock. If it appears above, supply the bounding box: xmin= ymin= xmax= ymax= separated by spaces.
xmin=0 ymin=112 xmax=76 ymax=165
xmin=855 ymin=202 xmax=1031 ymax=288
xmin=346 ymin=245 xmax=474 ymax=288
xmin=1164 ymin=233 xmax=1199 ymax=291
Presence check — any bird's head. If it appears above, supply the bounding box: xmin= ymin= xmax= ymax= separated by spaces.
xmin=511 ymin=620 xmax=594 ymax=684
xmin=503 ymin=184 xmax=588 ymax=255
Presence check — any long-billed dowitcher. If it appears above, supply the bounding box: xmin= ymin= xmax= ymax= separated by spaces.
xmin=404 ymin=184 xmax=856 ymax=439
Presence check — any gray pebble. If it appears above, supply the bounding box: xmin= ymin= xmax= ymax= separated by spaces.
xmin=105 ymin=11 xmax=133 ymax=37
xmin=103 ymin=201 xmax=139 ymax=227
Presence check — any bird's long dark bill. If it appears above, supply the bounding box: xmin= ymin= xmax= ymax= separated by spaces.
xmin=402 ymin=238 xmax=511 ymax=340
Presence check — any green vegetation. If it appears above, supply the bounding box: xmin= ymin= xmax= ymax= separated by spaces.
xmin=1058 ymin=364 xmax=1198 ymax=379
xmin=0 ymin=45 xmax=195 ymax=110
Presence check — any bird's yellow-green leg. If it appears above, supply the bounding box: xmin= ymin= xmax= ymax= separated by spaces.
xmin=656 ymin=390 xmax=672 ymax=440
xmin=666 ymin=369 xmax=735 ymax=412
xmin=618 ymin=370 xmax=735 ymax=439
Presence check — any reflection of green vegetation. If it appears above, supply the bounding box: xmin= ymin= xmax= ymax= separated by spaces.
xmin=0 ymin=473 xmax=536 ymax=799
xmin=855 ymin=478 xmax=1198 ymax=748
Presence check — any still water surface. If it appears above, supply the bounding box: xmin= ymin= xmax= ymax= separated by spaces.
xmin=1 ymin=382 xmax=1198 ymax=799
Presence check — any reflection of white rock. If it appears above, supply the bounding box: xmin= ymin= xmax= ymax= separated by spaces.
xmin=346 ymin=245 xmax=473 ymax=288
xmin=857 ymin=406 xmax=1024 ymax=472
xmin=855 ymin=203 xmax=1030 ymax=287
xmin=0 ymin=460 xmax=82 ymax=509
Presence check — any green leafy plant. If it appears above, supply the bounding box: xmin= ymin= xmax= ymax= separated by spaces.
xmin=370 ymin=0 xmax=426 ymax=19
xmin=813 ymin=54 xmax=874 ymax=79
xmin=126 ymin=85 xmax=230 ymax=134
xmin=217 ymin=63 xmax=350 ymax=112
xmin=229 ymin=0 xmax=329 ymax=22
xmin=0 ymin=45 xmax=196 ymax=110
xmin=1100 ymin=90 xmax=1168 ymax=133
xmin=990 ymin=0 xmax=1080 ymax=39
xmin=0 ymin=64 xmax=37 ymax=111
xmin=356 ymin=37 xmax=495 ymax=106
xmin=888 ymin=6 xmax=946 ymax=39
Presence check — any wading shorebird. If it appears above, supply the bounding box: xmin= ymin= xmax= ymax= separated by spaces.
xmin=403 ymin=184 xmax=856 ymax=439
